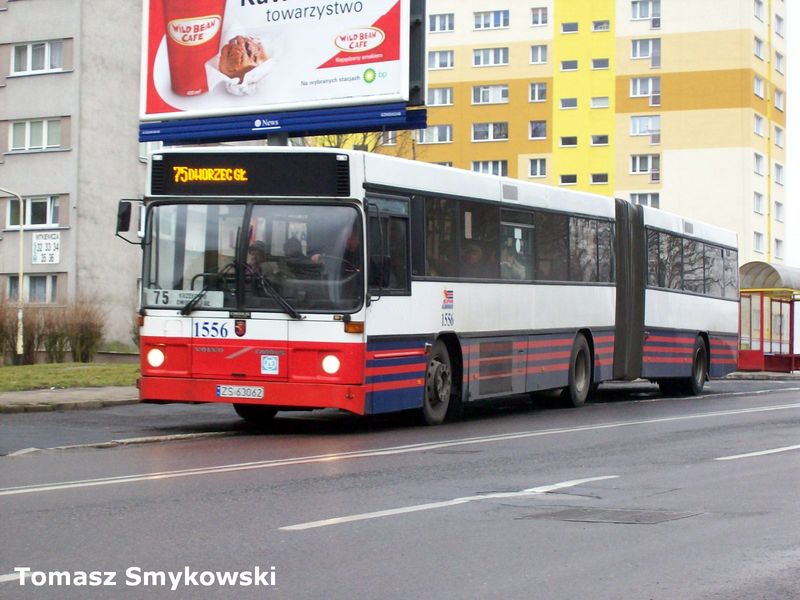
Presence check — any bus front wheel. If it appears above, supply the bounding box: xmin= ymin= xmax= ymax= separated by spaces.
xmin=233 ymin=403 xmax=278 ymax=423
xmin=422 ymin=341 xmax=457 ymax=425
xmin=562 ymin=334 xmax=592 ymax=408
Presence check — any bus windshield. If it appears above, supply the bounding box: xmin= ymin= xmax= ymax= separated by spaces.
xmin=143 ymin=202 xmax=363 ymax=314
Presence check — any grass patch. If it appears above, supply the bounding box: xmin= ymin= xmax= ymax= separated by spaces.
xmin=0 ymin=363 xmax=139 ymax=392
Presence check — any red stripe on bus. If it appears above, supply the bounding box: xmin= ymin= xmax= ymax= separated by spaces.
xmin=528 ymin=351 xmax=571 ymax=362
xmin=527 ymin=338 xmax=573 ymax=349
xmin=369 ymin=379 xmax=425 ymax=392
xmin=643 ymin=345 xmax=693 ymax=354
xmin=368 ymin=349 xmax=426 ymax=360
xmin=645 ymin=336 xmax=695 ymax=345
xmin=525 ymin=363 xmax=570 ymax=374
xmin=643 ymin=357 xmax=693 ymax=364
xmin=366 ymin=364 xmax=426 ymax=377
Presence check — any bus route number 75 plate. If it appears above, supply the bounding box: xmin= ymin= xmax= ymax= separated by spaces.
xmin=216 ymin=385 xmax=265 ymax=399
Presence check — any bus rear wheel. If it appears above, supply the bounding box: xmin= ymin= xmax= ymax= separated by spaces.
xmin=681 ymin=337 xmax=708 ymax=396
xmin=562 ymin=334 xmax=592 ymax=408
xmin=422 ymin=341 xmax=458 ymax=425
xmin=233 ymin=403 xmax=278 ymax=423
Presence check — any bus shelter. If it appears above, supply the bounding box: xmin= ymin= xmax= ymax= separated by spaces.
xmin=738 ymin=261 xmax=800 ymax=372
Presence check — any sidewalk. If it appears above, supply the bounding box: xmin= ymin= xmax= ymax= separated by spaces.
xmin=0 ymin=386 xmax=139 ymax=414
xmin=0 ymin=372 xmax=798 ymax=414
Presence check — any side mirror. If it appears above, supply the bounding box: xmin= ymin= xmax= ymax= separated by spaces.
xmin=116 ymin=200 xmax=141 ymax=246
xmin=116 ymin=201 xmax=132 ymax=233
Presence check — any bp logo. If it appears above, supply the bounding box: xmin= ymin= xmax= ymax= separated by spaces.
xmin=363 ymin=68 xmax=377 ymax=84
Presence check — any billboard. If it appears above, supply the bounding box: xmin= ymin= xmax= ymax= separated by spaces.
xmin=141 ymin=0 xmax=411 ymax=121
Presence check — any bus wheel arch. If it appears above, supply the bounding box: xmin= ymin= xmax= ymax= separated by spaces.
xmin=561 ymin=331 xmax=593 ymax=408
xmin=421 ymin=333 xmax=463 ymax=425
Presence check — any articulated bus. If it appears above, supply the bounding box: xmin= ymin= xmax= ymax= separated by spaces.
xmin=117 ymin=147 xmax=739 ymax=425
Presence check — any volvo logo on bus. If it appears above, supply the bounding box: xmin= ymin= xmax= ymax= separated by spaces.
xmin=234 ymin=320 xmax=246 ymax=337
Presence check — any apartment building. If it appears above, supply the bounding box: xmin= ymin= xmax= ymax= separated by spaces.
xmin=0 ymin=0 xmax=145 ymax=344
xmin=406 ymin=0 xmax=788 ymax=263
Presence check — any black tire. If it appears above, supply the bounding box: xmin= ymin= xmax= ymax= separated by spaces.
xmin=233 ymin=403 xmax=278 ymax=423
xmin=422 ymin=340 xmax=459 ymax=425
xmin=562 ymin=334 xmax=592 ymax=408
xmin=680 ymin=337 xmax=708 ymax=396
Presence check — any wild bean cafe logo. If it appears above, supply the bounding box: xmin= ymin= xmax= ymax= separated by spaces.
xmin=167 ymin=15 xmax=222 ymax=46
xmin=335 ymin=27 xmax=385 ymax=53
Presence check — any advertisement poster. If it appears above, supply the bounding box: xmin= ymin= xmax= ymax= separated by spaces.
xmin=141 ymin=0 xmax=410 ymax=121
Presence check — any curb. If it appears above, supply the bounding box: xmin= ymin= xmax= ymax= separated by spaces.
xmin=0 ymin=399 xmax=140 ymax=414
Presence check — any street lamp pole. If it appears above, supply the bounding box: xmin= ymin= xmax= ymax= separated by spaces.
xmin=0 ymin=186 xmax=24 ymax=360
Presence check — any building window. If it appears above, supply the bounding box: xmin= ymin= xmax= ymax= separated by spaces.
xmin=529 ymin=159 xmax=546 ymax=178
xmin=560 ymin=98 xmax=578 ymax=109
xmin=754 ymin=152 xmax=765 ymax=175
xmin=631 ymin=154 xmax=660 ymax=174
xmin=380 ymin=131 xmax=397 ymax=146
xmin=754 ymin=0 xmax=765 ymax=20
xmin=774 ymin=89 xmax=784 ymax=111
xmin=530 ymin=45 xmax=548 ymax=64
xmin=775 ymin=14 xmax=784 ymax=37
xmin=630 ymin=76 xmax=661 ymax=100
xmin=754 ymin=36 xmax=764 ymax=59
xmin=775 ymin=239 xmax=784 ymax=259
xmin=774 ymin=126 xmax=784 ymax=147
xmin=434 ymin=162 xmax=453 ymax=167
xmin=473 ymin=47 xmax=509 ymax=67
xmin=529 ymin=82 xmax=547 ymax=102
xmin=774 ymin=163 xmax=784 ymax=185
xmin=472 ymin=84 xmax=509 ymax=105
xmin=7 ymin=195 xmax=60 ymax=229
xmin=427 ymin=87 xmax=453 ymax=106
xmin=632 ymin=38 xmax=660 ymax=59
xmin=560 ymin=174 xmax=577 ymax=186
xmin=592 ymin=58 xmax=610 ymax=69
xmin=428 ymin=50 xmax=454 ymax=70
xmin=561 ymin=22 xmax=579 ymax=33
xmin=531 ymin=7 xmax=548 ymax=26
xmin=753 ymin=231 xmax=764 ymax=253
xmin=429 ymin=13 xmax=455 ymax=33
xmin=417 ymin=125 xmax=453 ymax=144
xmin=593 ymin=20 xmax=610 ymax=31
xmin=529 ymin=121 xmax=547 ymax=139
xmin=591 ymin=96 xmax=610 ymax=108
xmin=631 ymin=193 xmax=659 ymax=208
xmin=12 ymin=40 xmax=64 ymax=75
xmin=753 ymin=192 xmax=765 ymax=214
xmin=10 ymin=118 xmax=62 ymax=151
xmin=472 ymin=122 xmax=508 ymax=142
xmin=753 ymin=113 xmax=765 ymax=136
xmin=561 ymin=59 xmax=578 ymax=71
xmin=560 ymin=136 xmax=578 ymax=147
xmin=591 ymin=173 xmax=609 ymax=184
xmin=632 ymin=0 xmax=661 ymax=20
xmin=775 ymin=52 xmax=784 ymax=74
xmin=591 ymin=134 xmax=609 ymax=146
xmin=775 ymin=201 xmax=784 ymax=222
xmin=631 ymin=115 xmax=661 ymax=136
xmin=472 ymin=160 xmax=508 ymax=176
xmin=753 ymin=75 xmax=764 ymax=98
xmin=474 ymin=10 xmax=509 ymax=30
xmin=7 ymin=274 xmax=58 ymax=303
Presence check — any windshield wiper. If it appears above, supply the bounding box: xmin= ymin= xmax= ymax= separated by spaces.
xmin=243 ymin=262 xmax=303 ymax=320
xmin=180 ymin=263 xmax=236 ymax=316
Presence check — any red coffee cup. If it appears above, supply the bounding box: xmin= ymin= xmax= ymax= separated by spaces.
xmin=163 ymin=0 xmax=225 ymax=96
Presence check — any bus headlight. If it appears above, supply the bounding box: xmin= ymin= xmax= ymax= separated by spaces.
xmin=321 ymin=355 xmax=341 ymax=374
xmin=147 ymin=348 xmax=166 ymax=368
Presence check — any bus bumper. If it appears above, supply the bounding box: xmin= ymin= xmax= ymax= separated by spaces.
xmin=139 ymin=376 xmax=367 ymax=415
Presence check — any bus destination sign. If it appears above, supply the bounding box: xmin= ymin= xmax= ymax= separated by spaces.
xmin=151 ymin=152 xmax=351 ymax=197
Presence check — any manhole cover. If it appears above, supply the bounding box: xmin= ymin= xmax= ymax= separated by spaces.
xmin=526 ymin=507 xmax=700 ymax=524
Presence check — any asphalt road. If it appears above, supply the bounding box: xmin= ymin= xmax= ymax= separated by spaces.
xmin=1 ymin=381 xmax=799 ymax=599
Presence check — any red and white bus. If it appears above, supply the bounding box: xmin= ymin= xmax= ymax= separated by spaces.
xmin=117 ymin=147 xmax=739 ymax=424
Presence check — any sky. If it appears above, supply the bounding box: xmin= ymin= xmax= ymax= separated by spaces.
xmin=786 ymin=3 xmax=798 ymax=266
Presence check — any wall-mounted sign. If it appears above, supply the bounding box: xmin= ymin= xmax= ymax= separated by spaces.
xmin=32 ymin=232 xmax=60 ymax=265
xmin=141 ymin=0 xmax=411 ymax=122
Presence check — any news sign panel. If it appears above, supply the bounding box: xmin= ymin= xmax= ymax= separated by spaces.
xmin=141 ymin=0 xmax=411 ymax=121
